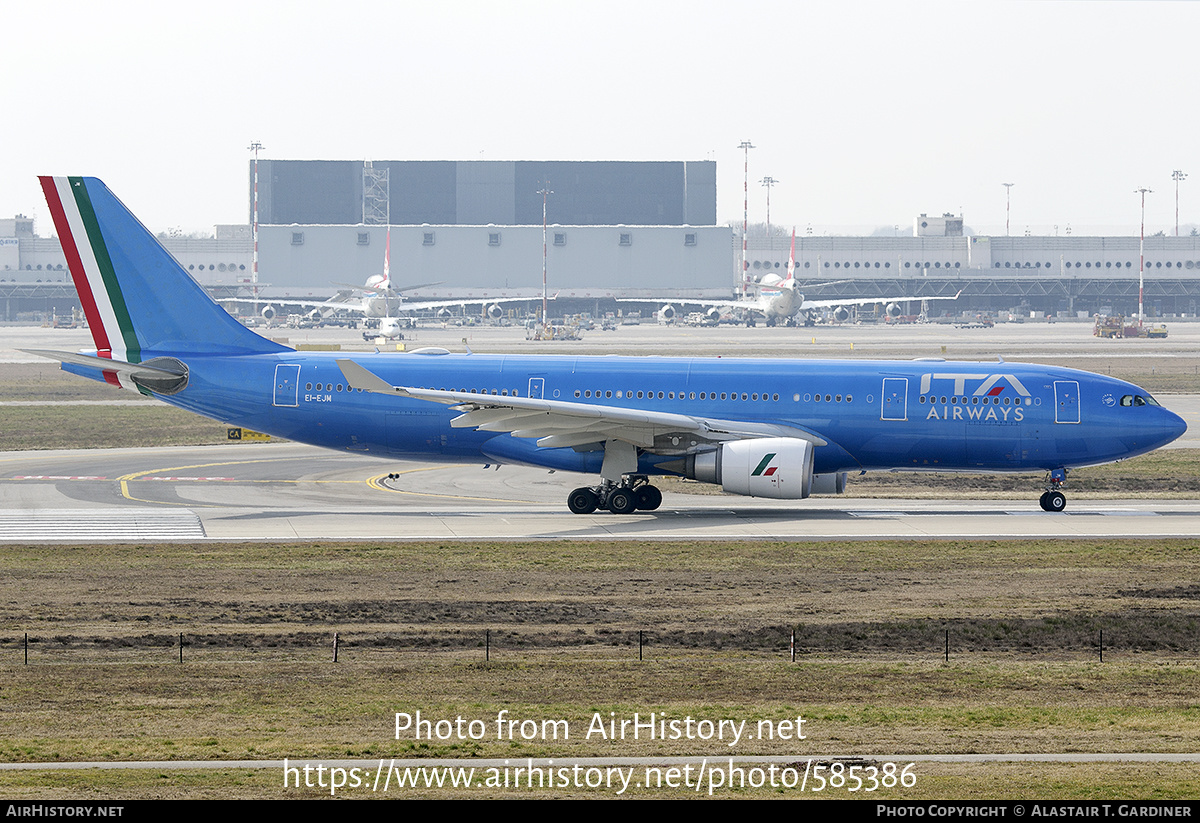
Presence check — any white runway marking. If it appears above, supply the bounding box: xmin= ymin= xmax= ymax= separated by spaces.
xmin=0 ymin=508 xmax=205 ymax=540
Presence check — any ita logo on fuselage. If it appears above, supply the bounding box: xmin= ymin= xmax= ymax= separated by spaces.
xmin=919 ymin=373 xmax=1031 ymax=423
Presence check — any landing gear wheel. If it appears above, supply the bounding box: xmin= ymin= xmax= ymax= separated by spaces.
xmin=567 ymin=487 xmax=598 ymax=514
xmin=607 ymin=488 xmax=637 ymax=515
xmin=635 ymin=485 xmax=662 ymax=511
xmin=1040 ymin=490 xmax=1066 ymax=512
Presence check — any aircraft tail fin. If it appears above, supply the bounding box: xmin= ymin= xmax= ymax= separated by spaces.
xmin=785 ymin=227 xmax=796 ymax=283
xmin=39 ymin=176 xmax=290 ymax=362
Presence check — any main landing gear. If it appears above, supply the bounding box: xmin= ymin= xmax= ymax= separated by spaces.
xmin=1039 ymin=468 xmax=1068 ymax=512
xmin=567 ymin=475 xmax=662 ymax=515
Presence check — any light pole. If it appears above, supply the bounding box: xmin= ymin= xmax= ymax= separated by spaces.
xmin=1002 ymin=182 xmax=1014 ymax=236
xmin=738 ymin=141 xmax=755 ymax=297
xmin=760 ymin=176 xmax=778 ymax=243
xmin=1172 ymin=170 xmax=1187 ymax=236
xmin=538 ymin=186 xmax=553 ymax=333
xmin=248 ymin=141 xmax=265 ymax=315
xmin=1137 ymin=187 xmax=1152 ymax=325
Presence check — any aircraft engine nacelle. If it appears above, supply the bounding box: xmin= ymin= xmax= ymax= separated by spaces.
xmin=685 ymin=438 xmax=814 ymax=499
xmin=437 ymin=307 xmax=453 ymax=319
xmin=487 ymin=303 xmax=504 ymax=320
xmin=658 ymin=304 xmax=676 ymax=321
xmin=832 ymin=306 xmax=851 ymax=322
xmin=885 ymin=302 xmax=902 ymax=318
xmin=705 ymin=307 xmax=721 ymax=323
xmin=810 ymin=472 xmax=848 ymax=495
xmin=260 ymin=305 xmax=276 ymax=322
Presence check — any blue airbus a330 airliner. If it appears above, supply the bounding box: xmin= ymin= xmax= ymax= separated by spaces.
xmin=29 ymin=177 xmax=1186 ymax=515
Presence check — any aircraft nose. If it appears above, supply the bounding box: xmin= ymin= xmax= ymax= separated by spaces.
xmin=1164 ymin=408 xmax=1188 ymax=445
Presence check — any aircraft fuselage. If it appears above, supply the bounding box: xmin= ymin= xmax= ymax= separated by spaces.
xmin=94 ymin=350 xmax=1183 ymax=480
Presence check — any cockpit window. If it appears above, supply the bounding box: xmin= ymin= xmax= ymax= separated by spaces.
xmin=1122 ymin=394 xmax=1156 ymax=407
xmin=1120 ymin=395 xmax=1133 ymax=406
xmin=1145 ymin=395 xmax=1160 ymax=406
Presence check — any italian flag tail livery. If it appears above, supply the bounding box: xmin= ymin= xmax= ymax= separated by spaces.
xmin=38 ymin=177 xmax=287 ymax=389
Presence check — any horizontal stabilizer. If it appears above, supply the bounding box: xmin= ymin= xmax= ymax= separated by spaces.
xmin=22 ymin=349 xmax=189 ymax=395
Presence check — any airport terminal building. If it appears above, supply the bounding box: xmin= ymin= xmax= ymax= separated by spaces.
xmin=748 ymin=228 xmax=1200 ymax=318
xmin=4 ymin=161 xmax=1200 ymax=320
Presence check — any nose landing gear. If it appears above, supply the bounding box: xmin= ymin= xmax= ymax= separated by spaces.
xmin=1039 ymin=468 xmax=1068 ymax=512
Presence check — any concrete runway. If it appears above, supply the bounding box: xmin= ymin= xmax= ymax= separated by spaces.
xmin=2 ymin=442 xmax=1200 ymax=541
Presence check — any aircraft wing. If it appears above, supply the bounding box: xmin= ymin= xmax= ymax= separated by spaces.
xmin=220 ymin=295 xmax=361 ymax=313
xmin=371 ymin=296 xmax=544 ymax=313
xmin=336 ymin=359 xmax=826 ymax=451
xmin=799 ymin=289 xmax=963 ymax=310
xmin=616 ymin=298 xmax=744 ymax=311
xmin=223 ymin=294 xmax=548 ymax=315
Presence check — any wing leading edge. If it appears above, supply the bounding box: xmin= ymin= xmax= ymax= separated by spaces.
xmin=335 ymin=358 xmax=827 ymax=453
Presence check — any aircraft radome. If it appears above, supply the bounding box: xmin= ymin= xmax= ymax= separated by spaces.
xmin=29 ymin=177 xmax=1186 ymax=515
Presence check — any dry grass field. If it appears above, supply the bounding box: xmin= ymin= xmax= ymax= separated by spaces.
xmin=1 ymin=539 xmax=1198 ymax=798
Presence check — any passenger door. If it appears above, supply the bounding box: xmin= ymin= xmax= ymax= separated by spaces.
xmin=881 ymin=377 xmax=908 ymax=421
xmin=1054 ymin=380 xmax=1080 ymax=424
xmin=273 ymin=364 xmax=300 ymax=407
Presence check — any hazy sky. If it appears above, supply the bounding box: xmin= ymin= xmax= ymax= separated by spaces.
xmin=3 ymin=0 xmax=1197 ymax=236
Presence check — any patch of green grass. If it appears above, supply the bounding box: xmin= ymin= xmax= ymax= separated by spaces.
xmin=0 ymin=406 xmax=229 ymax=450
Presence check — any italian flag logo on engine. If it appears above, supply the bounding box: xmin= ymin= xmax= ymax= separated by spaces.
xmin=752 ymin=453 xmax=779 ymax=477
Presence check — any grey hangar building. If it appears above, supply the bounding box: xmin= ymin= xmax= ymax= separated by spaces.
xmin=4 ymin=159 xmax=1200 ymax=321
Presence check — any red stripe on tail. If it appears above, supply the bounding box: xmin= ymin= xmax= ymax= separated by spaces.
xmin=38 ymin=177 xmax=113 ymax=359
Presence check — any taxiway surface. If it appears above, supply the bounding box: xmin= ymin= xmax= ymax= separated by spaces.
xmin=2 ymin=442 xmax=1199 ymax=541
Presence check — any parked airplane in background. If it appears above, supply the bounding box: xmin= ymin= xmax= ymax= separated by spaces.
xmin=224 ymin=228 xmax=537 ymax=325
xmin=30 ymin=177 xmax=1186 ymax=515
xmin=623 ymin=230 xmax=961 ymax=326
